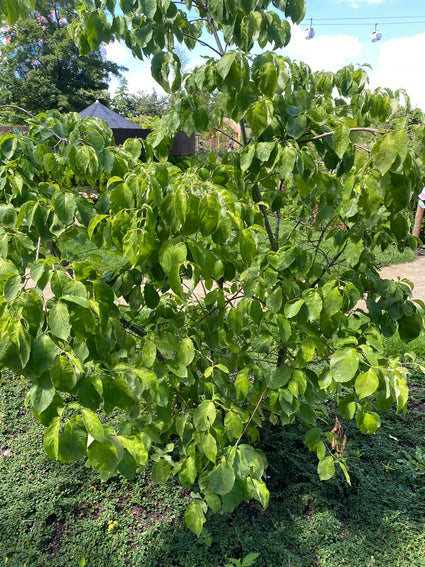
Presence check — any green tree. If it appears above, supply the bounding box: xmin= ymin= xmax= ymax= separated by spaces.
xmin=0 ymin=0 xmax=124 ymax=120
xmin=111 ymin=82 xmax=171 ymax=127
xmin=0 ymin=0 xmax=424 ymax=537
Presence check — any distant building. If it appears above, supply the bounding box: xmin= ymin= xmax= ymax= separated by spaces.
xmin=80 ymin=100 xmax=195 ymax=155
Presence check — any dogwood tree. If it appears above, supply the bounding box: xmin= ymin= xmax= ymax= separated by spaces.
xmin=0 ymin=0 xmax=424 ymax=535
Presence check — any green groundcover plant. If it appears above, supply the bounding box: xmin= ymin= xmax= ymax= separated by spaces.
xmin=0 ymin=0 xmax=425 ymax=535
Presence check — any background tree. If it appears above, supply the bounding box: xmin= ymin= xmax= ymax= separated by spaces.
xmin=111 ymin=81 xmax=171 ymax=128
xmin=0 ymin=0 xmax=124 ymax=122
xmin=0 ymin=0 xmax=424 ymax=538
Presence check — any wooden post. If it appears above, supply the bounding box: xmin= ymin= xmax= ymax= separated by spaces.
xmin=412 ymin=201 xmax=424 ymax=238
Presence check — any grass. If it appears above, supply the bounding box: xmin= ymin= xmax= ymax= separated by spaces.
xmin=1 ymin=363 xmax=425 ymax=567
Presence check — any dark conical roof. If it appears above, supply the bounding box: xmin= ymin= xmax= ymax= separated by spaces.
xmin=79 ymin=101 xmax=141 ymax=129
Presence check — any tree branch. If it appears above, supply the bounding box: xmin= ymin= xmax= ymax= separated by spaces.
xmin=234 ymin=386 xmax=268 ymax=448
xmin=0 ymin=105 xmax=69 ymax=142
xmin=213 ymin=126 xmax=243 ymax=147
xmin=311 ymin=250 xmax=345 ymax=288
xmin=253 ymin=183 xmax=278 ymax=252
xmin=299 ymin=127 xmax=385 ymax=144
xmin=202 ymin=0 xmax=225 ymax=55
xmin=119 ymin=317 xmax=147 ymax=338
xmin=181 ymin=32 xmax=222 ymax=57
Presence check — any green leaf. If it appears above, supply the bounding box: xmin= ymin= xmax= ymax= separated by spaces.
xmin=208 ymin=463 xmax=235 ymax=495
xmin=330 ymin=349 xmax=359 ymax=383
xmin=58 ymin=415 xmax=88 ymax=462
xmin=176 ymin=338 xmax=195 ymax=366
xmin=142 ymin=340 xmax=157 ymax=367
xmin=235 ymin=369 xmax=249 ymax=401
xmin=287 ymin=115 xmax=307 ymax=139
xmin=110 ymin=182 xmax=135 ymax=213
xmin=258 ymin=62 xmax=278 ymax=97
xmin=159 ymin=240 xmax=186 ymax=274
xmin=284 ymin=299 xmax=304 ymax=318
xmin=50 ymin=355 xmax=78 ymax=392
xmin=168 ymin=263 xmax=184 ymax=298
xmin=268 ymin=365 xmax=292 ymax=388
xmin=144 ymin=283 xmax=160 ymax=308
xmin=30 ymin=374 xmax=55 ymax=414
xmin=3 ymin=274 xmax=21 ymax=300
xmin=139 ymin=0 xmax=157 ymax=18
xmin=151 ymin=460 xmax=171 ymax=484
xmin=224 ymin=412 xmax=244 ymax=440
xmin=31 ymin=335 xmax=59 ymax=371
xmin=119 ymin=436 xmax=148 ymax=468
xmin=338 ymin=395 xmax=356 ymax=420
xmin=0 ymin=205 xmax=17 ymax=228
xmin=43 ymin=416 xmax=61 ymax=461
xmin=193 ymin=400 xmax=216 ymax=431
xmin=390 ymin=213 xmax=409 ymax=240
xmin=332 ymin=122 xmax=350 ymax=159
xmin=87 ymin=437 xmax=122 ymax=478
xmin=356 ymin=410 xmax=381 ymax=435
xmin=240 ymin=229 xmax=256 ymax=265
xmin=339 ymin=461 xmax=351 ymax=485
xmin=86 ymin=10 xmax=105 ymax=50
xmin=54 ymin=192 xmax=76 ymax=226
xmin=185 ymin=501 xmax=206 ymax=537
xmin=372 ymin=134 xmax=398 ymax=175
xmin=0 ymin=317 xmax=31 ymax=371
xmin=355 ymin=368 xmax=379 ymax=399
xmin=246 ymin=99 xmax=272 ymax=137
xmin=216 ymin=51 xmax=236 ymax=79
xmin=398 ymin=313 xmax=422 ymax=343
xmin=199 ymin=195 xmax=220 ymax=236
xmin=49 ymin=302 xmax=70 ymax=341
xmin=82 ymin=408 xmax=105 ymax=442
xmin=317 ymin=456 xmax=335 ymax=480
xmin=276 ymin=145 xmax=297 ymax=178
xmin=251 ymin=478 xmax=269 ymax=508
xmin=174 ymin=186 xmax=187 ymax=223
xmin=200 ymin=432 xmax=217 ymax=462
xmin=179 ymin=455 xmax=197 ymax=488
xmin=285 ymin=0 xmax=307 ymax=24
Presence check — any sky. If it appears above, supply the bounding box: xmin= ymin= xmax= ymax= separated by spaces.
xmin=105 ymin=0 xmax=425 ymax=111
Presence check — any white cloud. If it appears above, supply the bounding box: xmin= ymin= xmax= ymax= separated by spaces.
xmin=283 ymin=24 xmax=425 ymax=111
xmin=284 ymin=24 xmax=363 ymax=72
xmin=368 ymin=32 xmax=425 ymax=110
xmin=108 ymin=66 xmax=166 ymax=96
xmin=103 ymin=40 xmax=132 ymax=64
xmin=126 ymin=67 xmax=167 ymax=95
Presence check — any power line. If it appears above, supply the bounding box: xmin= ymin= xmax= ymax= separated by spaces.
xmin=307 ymin=21 xmax=425 ymax=26
xmin=303 ymin=15 xmax=425 ymax=21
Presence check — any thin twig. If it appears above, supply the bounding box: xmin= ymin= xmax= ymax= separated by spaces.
xmin=35 ymin=236 xmax=42 ymax=261
xmin=312 ymin=218 xmax=336 ymax=267
xmin=239 ymin=119 xmax=248 ymax=148
xmin=0 ymin=105 xmax=69 ymax=142
xmin=253 ymin=183 xmax=278 ymax=252
xmin=355 ymin=142 xmax=371 ymax=153
xmin=311 ymin=250 xmax=344 ymax=287
xmin=234 ymin=386 xmax=268 ymax=448
xmin=213 ymin=127 xmax=243 ymax=147
xmin=181 ymin=32 xmax=222 ymax=57
xmin=299 ymin=127 xmax=384 ymax=144
xmin=119 ymin=317 xmax=147 ymax=338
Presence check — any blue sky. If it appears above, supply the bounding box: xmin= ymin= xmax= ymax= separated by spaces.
xmin=105 ymin=0 xmax=425 ymax=110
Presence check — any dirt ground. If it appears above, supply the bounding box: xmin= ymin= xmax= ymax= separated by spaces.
xmin=379 ymin=251 xmax=425 ymax=302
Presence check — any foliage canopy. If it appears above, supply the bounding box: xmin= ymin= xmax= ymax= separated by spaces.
xmin=1 ymin=0 xmax=425 ymax=536
xmin=0 ymin=0 xmax=123 ymax=119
